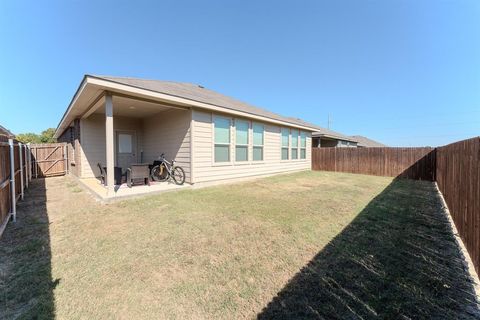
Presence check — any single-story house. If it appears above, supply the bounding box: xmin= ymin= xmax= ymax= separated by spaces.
xmin=349 ymin=135 xmax=386 ymax=148
xmin=54 ymin=75 xmax=330 ymax=197
xmin=312 ymin=130 xmax=358 ymax=148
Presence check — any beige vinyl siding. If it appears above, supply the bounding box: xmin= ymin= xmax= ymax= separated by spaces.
xmin=192 ymin=110 xmax=311 ymax=183
xmin=80 ymin=114 xmax=143 ymax=178
xmin=79 ymin=108 xmax=308 ymax=183
xmin=142 ymin=109 xmax=191 ymax=183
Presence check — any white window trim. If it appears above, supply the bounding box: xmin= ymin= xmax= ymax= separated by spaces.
xmin=211 ymin=114 xmax=269 ymax=166
xmin=280 ymin=128 xmax=308 ymax=162
xmin=212 ymin=115 xmax=309 ymax=167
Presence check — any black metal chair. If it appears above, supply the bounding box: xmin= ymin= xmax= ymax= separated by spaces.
xmin=126 ymin=163 xmax=150 ymax=188
xmin=97 ymin=163 xmax=106 ymax=185
xmin=98 ymin=164 xmax=123 ymax=185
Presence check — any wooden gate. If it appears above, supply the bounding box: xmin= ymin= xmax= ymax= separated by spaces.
xmin=30 ymin=143 xmax=68 ymax=177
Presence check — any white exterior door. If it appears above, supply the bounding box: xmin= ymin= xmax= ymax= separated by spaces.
xmin=116 ymin=131 xmax=136 ymax=172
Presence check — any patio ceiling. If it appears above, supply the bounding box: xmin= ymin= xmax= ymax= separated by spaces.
xmin=92 ymin=95 xmax=176 ymax=118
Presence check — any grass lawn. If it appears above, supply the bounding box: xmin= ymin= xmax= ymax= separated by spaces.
xmin=0 ymin=171 xmax=478 ymax=319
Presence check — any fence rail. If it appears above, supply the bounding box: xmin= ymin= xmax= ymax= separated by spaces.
xmin=312 ymin=147 xmax=436 ymax=181
xmin=436 ymin=137 xmax=480 ymax=274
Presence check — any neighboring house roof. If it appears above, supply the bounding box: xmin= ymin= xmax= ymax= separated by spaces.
xmin=92 ymin=75 xmax=324 ymax=131
xmin=0 ymin=125 xmax=14 ymax=138
xmin=312 ymin=129 xmax=358 ymax=143
xmin=350 ymin=135 xmax=386 ymax=147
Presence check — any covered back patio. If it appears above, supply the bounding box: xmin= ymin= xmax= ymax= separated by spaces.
xmin=75 ymin=92 xmax=192 ymax=199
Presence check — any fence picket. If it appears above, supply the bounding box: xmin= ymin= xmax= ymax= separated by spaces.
xmin=436 ymin=137 xmax=480 ymax=274
xmin=311 ymin=147 xmax=436 ymax=181
xmin=0 ymin=141 xmax=67 ymax=237
xmin=30 ymin=143 xmax=67 ymax=177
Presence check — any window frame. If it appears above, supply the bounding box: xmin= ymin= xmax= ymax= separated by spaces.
xmin=281 ymin=127 xmax=290 ymax=161
xmin=213 ymin=115 xmax=232 ymax=165
xmin=118 ymin=133 xmax=133 ymax=154
xmin=291 ymin=129 xmax=299 ymax=160
xmin=252 ymin=122 xmax=265 ymax=162
xmin=234 ymin=118 xmax=250 ymax=163
xmin=300 ymin=131 xmax=307 ymax=159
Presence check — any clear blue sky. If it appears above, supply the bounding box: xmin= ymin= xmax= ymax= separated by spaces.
xmin=1 ymin=1 xmax=479 ymax=146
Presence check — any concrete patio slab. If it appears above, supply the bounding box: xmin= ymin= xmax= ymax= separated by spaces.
xmin=78 ymin=177 xmax=190 ymax=201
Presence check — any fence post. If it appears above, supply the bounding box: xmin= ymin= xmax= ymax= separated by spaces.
xmin=24 ymin=144 xmax=28 ymax=188
xmin=19 ymin=143 xmax=24 ymax=200
xmin=8 ymin=139 xmax=16 ymax=222
xmin=34 ymin=146 xmax=38 ymax=179
xmin=64 ymin=144 xmax=68 ymax=174
xmin=27 ymin=143 xmax=32 ymax=181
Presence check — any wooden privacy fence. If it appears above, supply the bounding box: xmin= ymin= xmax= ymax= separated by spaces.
xmin=0 ymin=140 xmax=68 ymax=237
xmin=312 ymin=147 xmax=436 ymax=181
xmin=436 ymin=137 xmax=480 ymax=274
xmin=312 ymin=138 xmax=480 ymax=274
xmin=0 ymin=136 xmax=32 ymax=237
xmin=30 ymin=143 xmax=68 ymax=177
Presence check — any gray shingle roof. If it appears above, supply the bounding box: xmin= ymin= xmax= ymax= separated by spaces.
xmin=0 ymin=125 xmax=14 ymax=138
xmin=350 ymin=135 xmax=386 ymax=147
xmin=92 ymin=75 xmax=327 ymax=131
xmin=312 ymin=129 xmax=358 ymax=142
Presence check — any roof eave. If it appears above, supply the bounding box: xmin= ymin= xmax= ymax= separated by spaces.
xmin=312 ymin=133 xmax=358 ymax=143
xmin=55 ymin=75 xmax=321 ymax=136
xmin=54 ymin=75 xmax=89 ymax=138
xmin=89 ymin=75 xmax=321 ymax=131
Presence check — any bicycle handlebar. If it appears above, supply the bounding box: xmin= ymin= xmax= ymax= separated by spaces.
xmin=158 ymin=153 xmax=175 ymax=164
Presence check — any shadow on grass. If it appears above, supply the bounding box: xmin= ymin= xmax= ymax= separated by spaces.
xmin=258 ymin=178 xmax=480 ymax=319
xmin=0 ymin=178 xmax=57 ymax=319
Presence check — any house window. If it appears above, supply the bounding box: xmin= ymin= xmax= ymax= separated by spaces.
xmin=300 ymin=132 xmax=306 ymax=159
xmin=118 ymin=133 xmax=133 ymax=153
xmin=214 ymin=116 xmax=231 ymax=162
xmin=235 ymin=119 xmax=249 ymax=162
xmin=253 ymin=123 xmax=264 ymax=161
xmin=281 ymin=128 xmax=289 ymax=160
xmin=291 ymin=129 xmax=299 ymax=159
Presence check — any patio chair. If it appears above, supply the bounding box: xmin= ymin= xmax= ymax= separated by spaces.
xmin=98 ymin=164 xmax=123 ymax=185
xmin=126 ymin=163 xmax=150 ymax=188
xmin=97 ymin=163 xmax=106 ymax=185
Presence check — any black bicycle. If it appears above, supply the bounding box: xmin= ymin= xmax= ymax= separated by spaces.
xmin=150 ymin=153 xmax=186 ymax=185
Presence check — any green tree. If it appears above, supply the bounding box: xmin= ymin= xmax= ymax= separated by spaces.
xmin=39 ymin=128 xmax=56 ymax=143
xmin=16 ymin=128 xmax=56 ymax=144
xmin=16 ymin=132 xmax=41 ymax=144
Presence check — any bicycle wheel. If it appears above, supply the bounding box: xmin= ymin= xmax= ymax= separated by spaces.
xmin=151 ymin=164 xmax=169 ymax=182
xmin=172 ymin=166 xmax=185 ymax=185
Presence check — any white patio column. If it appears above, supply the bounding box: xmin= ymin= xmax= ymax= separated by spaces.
xmin=105 ymin=93 xmax=115 ymax=196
